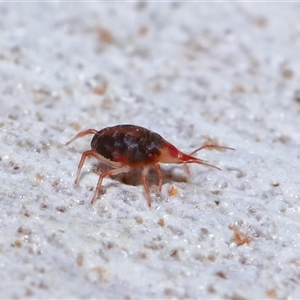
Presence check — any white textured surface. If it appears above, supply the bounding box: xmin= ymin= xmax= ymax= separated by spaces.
xmin=1 ymin=2 xmax=300 ymax=299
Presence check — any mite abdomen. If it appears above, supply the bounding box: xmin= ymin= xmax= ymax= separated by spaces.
xmin=91 ymin=125 xmax=164 ymax=165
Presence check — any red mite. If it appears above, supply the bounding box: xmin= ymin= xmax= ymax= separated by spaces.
xmin=66 ymin=124 xmax=234 ymax=207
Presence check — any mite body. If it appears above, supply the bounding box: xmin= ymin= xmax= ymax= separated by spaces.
xmin=66 ymin=124 xmax=233 ymax=207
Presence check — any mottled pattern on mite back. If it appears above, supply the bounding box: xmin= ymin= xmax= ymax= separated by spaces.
xmin=91 ymin=125 xmax=165 ymax=165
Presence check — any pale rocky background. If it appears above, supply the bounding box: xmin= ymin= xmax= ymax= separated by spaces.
xmin=0 ymin=2 xmax=300 ymax=299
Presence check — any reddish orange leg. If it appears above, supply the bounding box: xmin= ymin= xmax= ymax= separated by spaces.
xmin=142 ymin=167 xmax=152 ymax=207
xmin=184 ymin=163 xmax=191 ymax=175
xmin=75 ymin=150 xmax=101 ymax=185
xmin=65 ymin=129 xmax=98 ymax=146
xmin=91 ymin=166 xmax=131 ymax=204
xmin=154 ymin=163 xmax=163 ymax=192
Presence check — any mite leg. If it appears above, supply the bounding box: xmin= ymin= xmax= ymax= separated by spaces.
xmin=142 ymin=167 xmax=152 ymax=207
xmin=74 ymin=150 xmax=100 ymax=185
xmin=74 ymin=150 xmax=123 ymax=185
xmin=91 ymin=165 xmax=131 ymax=204
xmin=183 ymin=163 xmax=190 ymax=175
xmin=65 ymin=129 xmax=98 ymax=146
xmin=154 ymin=163 xmax=163 ymax=192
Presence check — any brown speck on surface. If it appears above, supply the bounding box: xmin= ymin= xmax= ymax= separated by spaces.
xmin=266 ymin=288 xmax=277 ymax=298
xmin=211 ymin=190 xmax=220 ymax=195
xmin=52 ymin=180 xmax=59 ymax=188
xmin=170 ymin=249 xmax=179 ymax=259
xmin=254 ymin=16 xmax=268 ymax=28
xmin=294 ymin=89 xmax=300 ymax=103
xmin=208 ymin=254 xmax=216 ymax=262
xmin=17 ymin=226 xmax=32 ymax=236
xmin=69 ymin=122 xmax=82 ymax=131
xmin=168 ymin=185 xmax=178 ymax=196
xmin=157 ymin=218 xmax=165 ymax=227
xmin=232 ymin=84 xmax=245 ymax=94
xmin=93 ymin=78 xmax=108 ymax=95
xmin=76 ymin=253 xmax=84 ymax=267
xmin=134 ymin=216 xmax=144 ymax=224
xmin=215 ymin=271 xmax=227 ymax=279
xmin=281 ymin=67 xmax=294 ymax=79
xmin=14 ymin=239 xmax=23 ymax=248
xmin=40 ymin=203 xmax=48 ymax=210
xmin=36 ymin=173 xmax=44 ymax=181
xmin=230 ymin=293 xmax=247 ymax=300
xmin=87 ymin=266 xmax=111 ymax=283
xmin=56 ymin=206 xmax=67 ymax=213
xmin=34 ymin=96 xmax=43 ymax=105
xmin=207 ymin=285 xmax=216 ymax=294
xmin=138 ymin=25 xmax=149 ymax=36
xmin=97 ymin=26 xmax=114 ymax=45
xmin=230 ymin=225 xmax=251 ymax=246
xmin=101 ymin=95 xmax=114 ymax=109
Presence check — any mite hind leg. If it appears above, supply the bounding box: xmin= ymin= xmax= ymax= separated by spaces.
xmin=91 ymin=165 xmax=132 ymax=204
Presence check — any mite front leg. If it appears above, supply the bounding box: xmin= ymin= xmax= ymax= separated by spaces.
xmin=91 ymin=165 xmax=132 ymax=204
xmin=65 ymin=129 xmax=98 ymax=146
xmin=75 ymin=150 xmax=99 ymax=185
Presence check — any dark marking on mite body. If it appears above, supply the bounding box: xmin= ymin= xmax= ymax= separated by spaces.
xmin=91 ymin=125 xmax=164 ymax=165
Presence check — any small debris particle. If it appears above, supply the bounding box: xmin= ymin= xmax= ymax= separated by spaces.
xmin=69 ymin=122 xmax=82 ymax=131
xmin=211 ymin=190 xmax=220 ymax=195
xmin=157 ymin=218 xmax=165 ymax=227
xmin=232 ymin=83 xmax=245 ymax=93
xmin=36 ymin=173 xmax=44 ymax=181
xmin=56 ymin=206 xmax=67 ymax=213
xmin=52 ymin=180 xmax=59 ymax=188
xmin=134 ymin=216 xmax=144 ymax=224
xmin=230 ymin=225 xmax=251 ymax=246
xmin=294 ymin=89 xmax=300 ymax=103
xmin=14 ymin=240 xmax=22 ymax=248
xmin=208 ymin=254 xmax=216 ymax=262
xmin=88 ymin=266 xmax=111 ymax=283
xmin=281 ymin=68 xmax=294 ymax=79
xmin=266 ymin=288 xmax=277 ymax=298
xmin=93 ymin=78 xmax=108 ymax=95
xmin=138 ymin=25 xmax=149 ymax=36
xmin=168 ymin=185 xmax=178 ymax=196
xmin=40 ymin=203 xmax=48 ymax=210
xmin=170 ymin=249 xmax=179 ymax=259
xmin=97 ymin=26 xmax=114 ymax=45
xmin=76 ymin=253 xmax=84 ymax=267
xmin=254 ymin=16 xmax=268 ymax=28
xmin=215 ymin=271 xmax=227 ymax=279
